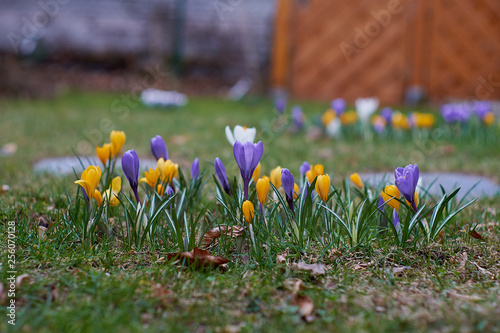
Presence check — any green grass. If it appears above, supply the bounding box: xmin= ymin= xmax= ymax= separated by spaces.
xmin=0 ymin=91 xmax=499 ymax=332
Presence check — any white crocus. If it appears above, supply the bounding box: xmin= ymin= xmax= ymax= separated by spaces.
xmin=355 ymin=97 xmax=379 ymax=124
xmin=325 ymin=118 xmax=342 ymax=138
xmin=225 ymin=125 xmax=256 ymax=146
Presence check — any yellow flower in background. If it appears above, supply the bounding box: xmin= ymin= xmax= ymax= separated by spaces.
xmin=306 ymin=164 xmax=324 ymax=183
xmin=94 ymin=189 xmax=103 ymax=207
xmin=349 ymin=173 xmax=363 ymax=190
xmin=256 ymin=178 xmax=270 ymax=205
xmin=110 ymin=130 xmax=126 ymax=157
xmin=157 ymin=184 xmax=165 ymax=196
xmin=157 ymin=158 xmax=178 ymax=183
xmin=270 ymin=166 xmax=282 ymax=188
xmin=484 ymin=112 xmax=495 ymax=126
xmin=102 ymin=176 xmax=122 ymax=207
xmin=340 ymin=111 xmax=358 ymax=125
xmin=74 ymin=165 xmax=102 ymax=200
xmin=321 ymin=109 xmax=336 ymax=127
xmin=412 ymin=112 xmax=435 ymax=128
xmin=140 ymin=168 xmax=161 ymax=189
xmin=315 ymin=174 xmax=330 ymax=202
xmin=381 ymin=185 xmax=400 ymax=210
xmin=252 ymin=163 xmax=261 ymax=183
xmin=406 ymin=191 xmax=419 ymax=208
xmin=242 ymin=200 xmax=255 ymax=224
xmin=392 ymin=112 xmax=411 ymax=130
xmin=293 ymin=183 xmax=300 ymax=199
xmin=96 ymin=143 xmax=112 ymax=166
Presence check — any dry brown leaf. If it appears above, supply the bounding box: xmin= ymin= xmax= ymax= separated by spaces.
xmin=284 ymin=279 xmax=304 ymax=293
xmin=202 ymin=225 xmax=245 ymax=247
xmin=152 ymin=283 xmax=175 ymax=306
xmin=291 ymin=294 xmax=315 ymax=321
xmin=470 ymin=230 xmax=485 ymax=241
xmin=392 ymin=266 xmax=411 ymax=274
xmin=1 ymin=185 xmax=9 ymax=194
xmin=15 ymin=274 xmax=30 ymax=287
xmin=291 ymin=262 xmax=326 ymax=275
xmin=276 ymin=254 xmax=287 ymax=264
xmin=353 ymin=263 xmax=368 ymax=271
xmin=167 ymin=247 xmax=230 ymax=268
xmin=330 ymin=248 xmax=342 ymax=258
xmin=457 ymin=252 xmax=468 ymax=272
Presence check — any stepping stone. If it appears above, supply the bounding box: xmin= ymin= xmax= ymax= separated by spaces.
xmin=359 ymin=172 xmax=500 ymax=200
xmin=33 ymin=156 xmax=158 ymax=176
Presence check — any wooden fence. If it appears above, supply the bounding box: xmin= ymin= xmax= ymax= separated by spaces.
xmin=271 ymin=0 xmax=500 ymax=104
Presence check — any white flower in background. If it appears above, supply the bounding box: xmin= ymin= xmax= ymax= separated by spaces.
xmin=141 ymin=89 xmax=188 ymax=107
xmin=355 ymin=97 xmax=379 ymax=124
xmin=225 ymin=125 xmax=256 ymax=146
xmin=325 ymin=118 xmax=342 ymax=138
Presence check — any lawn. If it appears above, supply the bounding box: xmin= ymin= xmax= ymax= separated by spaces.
xmin=0 ymin=91 xmax=499 ymax=332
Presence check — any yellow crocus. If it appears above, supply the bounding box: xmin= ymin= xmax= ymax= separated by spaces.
xmin=156 ymin=184 xmax=165 ymax=196
xmin=349 ymin=172 xmax=364 ymax=190
xmin=102 ymin=176 xmax=122 ymax=207
xmin=340 ymin=111 xmax=358 ymax=125
xmin=139 ymin=168 xmax=161 ymax=189
xmin=306 ymin=164 xmax=324 ymax=183
xmin=293 ymin=183 xmax=300 ymax=199
xmin=157 ymin=158 xmax=179 ymax=183
xmin=392 ymin=112 xmax=411 ymax=130
xmin=381 ymin=185 xmax=400 ymax=210
xmin=484 ymin=112 xmax=495 ymax=126
xmin=270 ymin=166 xmax=282 ymax=188
xmin=315 ymin=174 xmax=330 ymax=202
xmin=110 ymin=130 xmax=126 ymax=157
xmin=406 ymin=191 xmax=419 ymax=208
xmin=94 ymin=189 xmax=103 ymax=207
xmin=412 ymin=112 xmax=435 ymax=128
xmin=96 ymin=143 xmax=112 ymax=166
xmin=256 ymin=178 xmax=270 ymax=205
xmin=75 ymin=165 xmax=102 ymax=200
xmin=242 ymin=200 xmax=255 ymax=224
xmin=321 ymin=109 xmax=336 ymax=127
xmin=252 ymin=163 xmax=261 ymax=183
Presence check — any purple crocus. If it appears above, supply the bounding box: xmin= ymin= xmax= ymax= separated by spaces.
xmin=331 ymin=98 xmax=346 ymax=114
xmin=150 ymin=135 xmax=168 ymax=161
xmin=191 ymin=158 xmax=199 ymax=181
xmin=394 ymin=164 xmax=419 ymax=211
xmin=441 ymin=103 xmax=471 ymax=123
xmin=377 ymin=195 xmax=385 ymax=210
xmin=275 ymin=97 xmax=286 ymax=115
xmin=392 ymin=209 xmax=401 ymax=240
xmin=291 ymin=105 xmax=304 ymax=129
xmin=474 ymin=101 xmax=491 ymax=119
xmin=299 ymin=161 xmax=310 ymax=177
xmin=214 ymin=158 xmax=231 ymax=196
xmin=281 ymin=168 xmax=295 ymax=212
xmin=122 ymin=149 xmax=140 ymax=203
xmin=380 ymin=107 xmax=393 ymax=125
xmin=233 ymin=140 xmax=264 ymax=200
xmin=165 ymin=185 xmax=175 ymax=197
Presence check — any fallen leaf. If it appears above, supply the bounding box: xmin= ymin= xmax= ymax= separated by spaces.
xmin=353 ymin=263 xmax=368 ymax=271
xmin=152 ymin=283 xmax=175 ymax=306
xmin=167 ymin=247 xmax=230 ymax=268
xmin=291 ymin=294 xmax=315 ymax=321
xmin=457 ymin=252 xmax=468 ymax=272
xmin=1 ymin=185 xmax=9 ymax=194
xmin=16 ymin=274 xmax=30 ymax=287
xmin=472 ymin=262 xmax=493 ymax=277
xmin=276 ymin=253 xmax=287 ymax=264
xmin=284 ymin=279 xmax=304 ymax=293
xmin=202 ymin=225 xmax=245 ymax=247
xmin=291 ymin=262 xmax=326 ymax=275
xmin=470 ymin=230 xmax=485 ymax=241
xmin=330 ymin=248 xmax=342 ymax=258
xmin=448 ymin=291 xmax=483 ymax=301
xmin=392 ymin=266 xmax=411 ymax=274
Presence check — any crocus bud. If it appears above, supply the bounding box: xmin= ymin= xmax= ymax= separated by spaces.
xmin=256 ymin=178 xmax=270 ymax=206
xmin=381 ymin=185 xmax=400 ymax=211
xmin=349 ymin=173 xmax=364 ymax=190
xmin=299 ymin=161 xmax=310 ymax=176
xmin=242 ymin=200 xmax=254 ymax=224
xmin=214 ymin=158 xmax=230 ymax=195
xmin=270 ymin=166 xmax=282 ymax=189
xmin=191 ymin=158 xmax=199 ymax=181
xmin=315 ymin=174 xmax=331 ymax=203
xmin=150 ymin=135 xmax=168 ymax=161
xmin=252 ymin=162 xmax=261 ymax=183
xmin=110 ymin=131 xmax=126 ymax=157
xmin=122 ymin=149 xmax=140 ymax=203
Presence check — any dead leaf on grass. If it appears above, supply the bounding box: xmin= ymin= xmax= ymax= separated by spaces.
xmin=152 ymin=283 xmax=175 ymax=306
xmin=291 ymin=262 xmax=326 ymax=275
xmin=470 ymin=230 xmax=485 ymax=241
xmin=291 ymin=294 xmax=315 ymax=322
xmin=353 ymin=263 xmax=368 ymax=271
xmin=167 ymin=247 xmax=230 ymax=269
xmin=284 ymin=279 xmax=304 ymax=293
xmin=276 ymin=253 xmax=287 ymax=264
xmin=15 ymin=274 xmax=30 ymax=287
xmin=202 ymin=225 xmax=245 ymax=247
xmin=457 ymin=252 xmax=468 ymax=272
xmin=392 ymin=266 xmax=411 ymax=274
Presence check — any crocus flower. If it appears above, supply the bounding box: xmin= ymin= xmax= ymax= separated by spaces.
xmin=110 ymin=131 xmax=126 ymax=157
xmin=291 ymin=105 xmax=304 ymax=129
xmin=75 ymin=165 xmax=102 ymax=202
xmin=214 ymin=158 xmax=230 ymax=195
xmin=315 ymin=174 xmax=330 ymax=203
xmin=340 ymin=111 xmax=358 ymax=125
xmin=392 ymin=112 xmax=411 ymax=130
xmin=355 ymin=97 xmax=379 ymax=125
xmin=122 ymin=149 xmax=140 ymax=203
xmin=484 ymin=112 xmax=495 ymax=126
xmin=306 ymin=164 xmax=324 ymax=183
xmin=293 ymin=183 xmax=300 ymax=199
xmin=225 ymin=125 xmax=256 ymax=146
xmin=281 ymin=168 xmax=295 ymax=212
xmin=94 ymin=190 xmax=103 ymax=207
xmin=326 ymin=118 xmax=341 ymax=138
xmin=372 ymin=115 xmax=386 ymax=133
xmin=395 ymin=164 xmax=419 ymax=211
xmin=270 ymin=166 xmax=282 ymax=188
xmin=411 ymin=112 xmax=435 ymax=129
xmin=441 ymin=103 xmax=471 ymax=123
xmin=381 ymin=185 xmax=400 ymax=210
xmin=380 ymin=107 xmax=393 ymax=124
xmin=165 ymin=185 xmax=175 ymax=197
xmin=139 ymin=168 xmax=160 ymax=189
xmin=256 ymin=177 xmax=270 ymax=206
xmin=321 ymin=109 xmax=336 ymax=127
xmin=101 ymin=176 xmax=121 ymax=207
xmin=349 ymin=173 xmax=363 ymax=190
xmin=474 ymin=101 xmax=491 ymax=119
xmin=96 ymin=143 xmax=112 ymax=166
xmin=331 ymin=98 xmax=346 ymax=114
xmin=275 ymin=97 xmax=286 ymax=114
xmin=242 ymin=200 xmax=254 ymax=224
xmin=191 ymin=158 xmax=199 ymax=181
xmin=150 ymin=135 xmax=168 ymax=161
xmin=157 ymin=158 xmax=178 ymax=184
xmin=392 ymin=209 xmax=401 ymax=241
xmin=299 ymin=162 xmax=310 ymax=177
xmin=233 ymin=140 xmax=264 ymax=199
xmin=252 ymin=162 xmax=261 ymax=183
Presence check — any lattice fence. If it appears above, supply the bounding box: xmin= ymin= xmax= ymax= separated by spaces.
xmin=272 ymin=0 xmax=500 ymax=103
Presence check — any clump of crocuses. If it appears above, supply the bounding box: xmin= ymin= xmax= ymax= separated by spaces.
xmin=233 ymin=140 xmax=263 ymax=200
